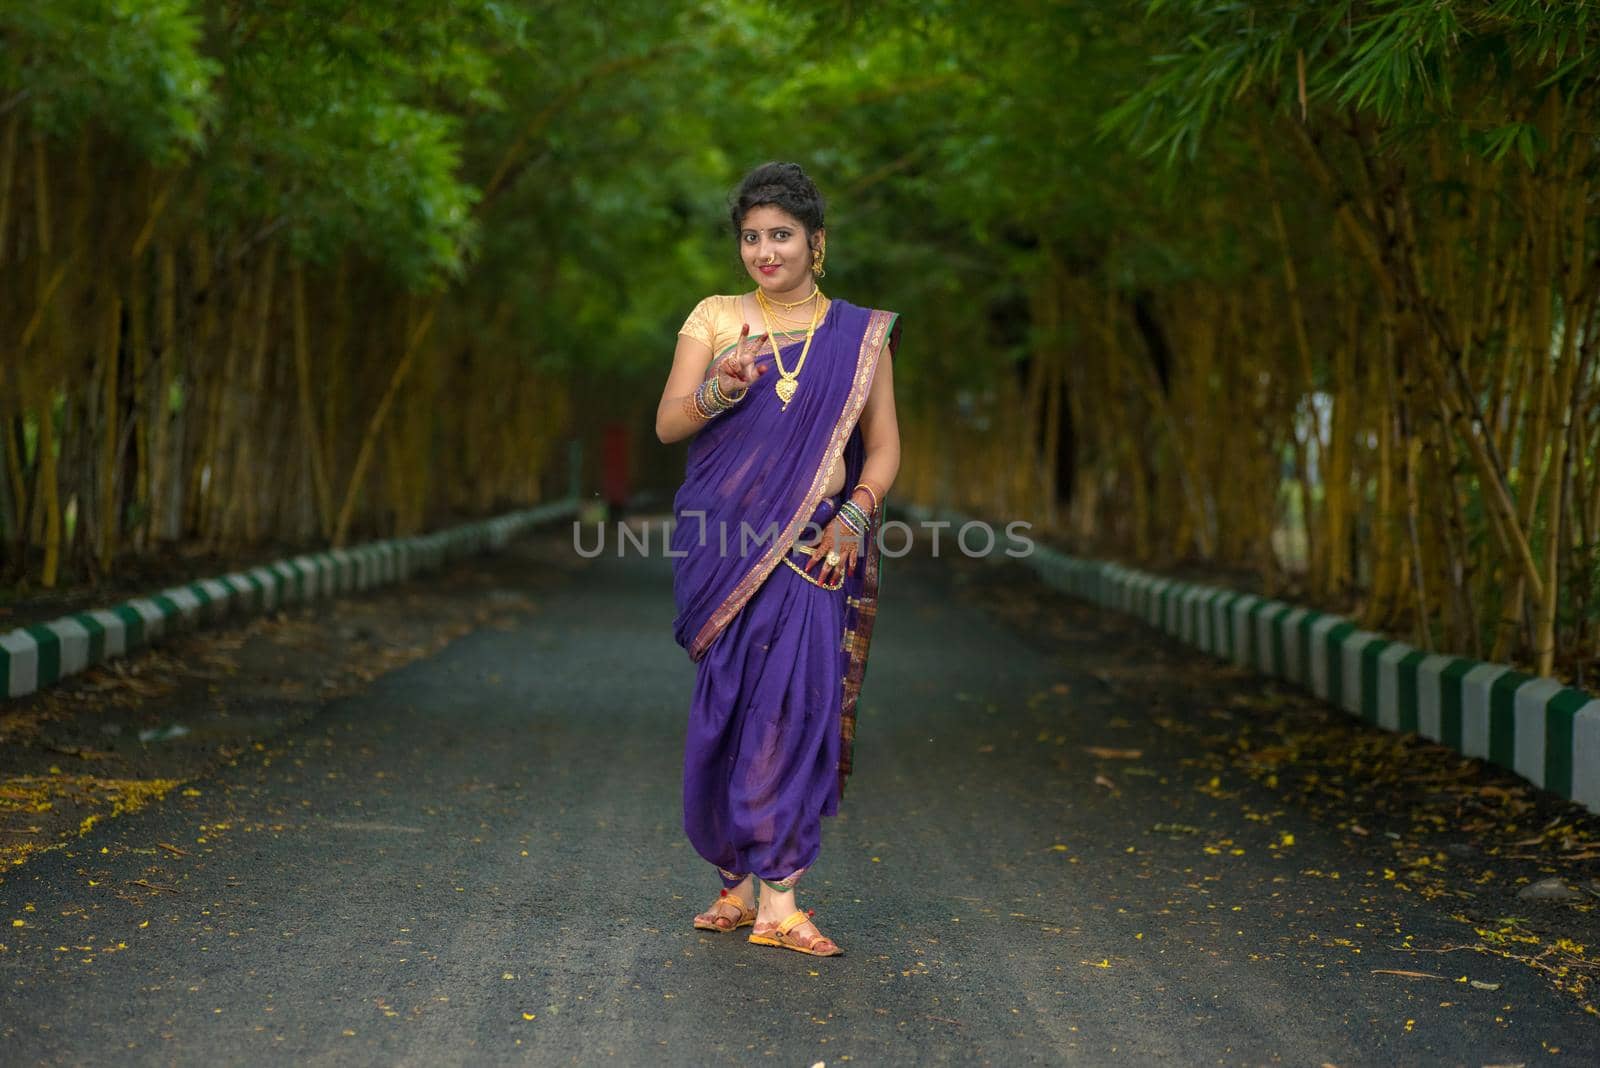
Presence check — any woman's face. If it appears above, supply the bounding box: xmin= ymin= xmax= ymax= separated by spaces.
xmin=738 ymin=204 xmax=820 ymax=296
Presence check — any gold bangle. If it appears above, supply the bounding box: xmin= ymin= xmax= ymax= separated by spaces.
xmin=852 ymin=481 xmax=880 ymax=514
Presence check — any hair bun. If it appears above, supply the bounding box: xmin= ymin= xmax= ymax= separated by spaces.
xmin=730 ymin=161 xmax=826 ymax=237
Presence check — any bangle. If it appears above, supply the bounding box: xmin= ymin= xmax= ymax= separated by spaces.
xmin=707 ymin=376 xmax=745 ymax=410
xmin=686 ymin=387 xmax=714 ymax=422
xmin=692 ymin=377 xmax=741 ymax=421
xmin=836 ymin=500 xmax=870 ymax=535
xmin=852 ymin=481 xmax=880 ymax=515
xmin=693 ymin=381 xmax=718 ymax=419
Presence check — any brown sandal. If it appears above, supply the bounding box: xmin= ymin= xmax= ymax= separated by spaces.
xmin=693 ymin=888 xmax=756 ymax=932
xmin=748 ymin=908 xmax=843 ymax=956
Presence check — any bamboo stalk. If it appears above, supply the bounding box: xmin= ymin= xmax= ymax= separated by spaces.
xmin=149 ymin=240 xmax=176 ymax=543
xmin=240 ymin=242 xmax=278 ymax=542
xmin=129 ymin=236 xmax=150 ymax=552
xmin=1432 ymin=415 xmax=1481 ymax=657
xmin=331 ymin=297 xmax=439 ymax=548
xmin=1531 ymin=163 xmax=1597 ymax=674
xmin=98 ymin=278 xmax=123 ymax=571
xmin=25 ymin=368 xmax=61 ymax=588
xmin=291 ymin=262 xmax=333 ymax=538
xmin=1042 ymin=340 xmax=1063 ymax=533
xmin=201 ymin=248 xmax=250 ymax=542
xmin=0 ymin=110 xmax=18 ymax=269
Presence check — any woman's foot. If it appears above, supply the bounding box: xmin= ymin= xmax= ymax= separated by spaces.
xmin=750 ymin=877 xmax=841 ymax=955
xmin=749 ymin=909 xmax=840 ymax=956
xmin=692 ymin=875 xmax=756 ymax=932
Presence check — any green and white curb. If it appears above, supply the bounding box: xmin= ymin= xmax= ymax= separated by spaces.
xmin=1 ymin=499 xmax=578 ymax=703
xmin=901 ymin=504 xmax=1600 ymax=815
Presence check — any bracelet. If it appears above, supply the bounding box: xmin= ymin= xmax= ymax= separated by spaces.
xmin=835 ymin=509 xmax=864 ymax=538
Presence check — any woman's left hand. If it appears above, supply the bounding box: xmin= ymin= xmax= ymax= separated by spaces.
xmin=804 ymin=515 xmax=865 ymax=586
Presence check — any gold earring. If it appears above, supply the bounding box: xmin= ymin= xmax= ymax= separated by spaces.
xmin=812 ymin=245 xmax=826 ymax=278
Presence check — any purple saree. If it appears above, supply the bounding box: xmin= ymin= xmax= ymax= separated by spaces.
xmin=671 ymin=298 xmax=899 ymax=886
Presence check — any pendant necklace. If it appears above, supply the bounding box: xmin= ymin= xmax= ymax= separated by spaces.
xmin=756 ymin=287 xmax=825 ymax=411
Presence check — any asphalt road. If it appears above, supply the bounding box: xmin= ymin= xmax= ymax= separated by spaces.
xmin=2 ymin=522 xmax=1597 ymax=1065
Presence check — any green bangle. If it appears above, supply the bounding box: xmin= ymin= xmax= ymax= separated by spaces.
xmin=837 ymin=500 xmax=869 ymax=533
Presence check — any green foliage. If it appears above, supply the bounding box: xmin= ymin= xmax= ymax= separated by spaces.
xmin=197 ymin=0 xmax=509 ymax=286
xmin=0 ymin=0 xmax=217 ymax=160
xmin=6 ymin=0 xmax=1596 ymax=360
xmin=1105 ymin=1 xmax=1599 ymax=164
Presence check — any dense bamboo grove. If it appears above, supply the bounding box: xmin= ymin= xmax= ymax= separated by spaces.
xmin=1077 ymin=5 xmax=1600 ymax=682
xmin=2 ymin=2 xmax=1598 ymax=683
xmin=0 ymin=0 xmax=659 ymax=586
xmin=875 ymin=2 xmax=1600 ymax=682
xmin=0 ymin=141 xmax=565 ymax=576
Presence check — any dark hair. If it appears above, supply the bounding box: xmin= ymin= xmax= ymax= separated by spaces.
xmin=729 ymin=162 xmax=825 ymax=243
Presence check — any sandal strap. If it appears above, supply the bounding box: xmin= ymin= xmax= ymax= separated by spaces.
xmin=713 ymin=894 xmax=754 ymax=916
xmin=777 ymin=909 xmax=812 ymax=936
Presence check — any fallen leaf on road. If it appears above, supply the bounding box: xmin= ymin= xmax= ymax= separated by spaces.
xmin=1084 ymin=747 xmax=1142 ymax=760
xmin=1094 ymin=775 xmax=1116 ymax=790
xmin=1371 ymin=969 xmax=1448 ymax=980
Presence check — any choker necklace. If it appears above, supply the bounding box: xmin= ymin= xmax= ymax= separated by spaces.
xmin=760 ymin=283 xmax=820 ymax=309
xmin=764 ymin=297 xmax=829 ymax=329
xmin=756 ymin=288 xmax=825 ymax=411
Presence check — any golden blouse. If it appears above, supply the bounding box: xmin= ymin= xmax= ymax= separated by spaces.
xmin=679 ymin=293 xmax=826 ymax=371
xmin=678 ymin=294 xmax=749 ymax=361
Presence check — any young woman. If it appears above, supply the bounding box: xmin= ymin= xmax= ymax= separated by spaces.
xmin=655 ymin=162 xmax=901 ymax=957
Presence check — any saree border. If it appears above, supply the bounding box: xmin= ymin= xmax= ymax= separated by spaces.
xmin=836 ymin=313 xmax=897 ymax=800
xmin=688 ymin=307 xmax=897 ymax=662
xmin=836 ymin=511 xmax=881 ymax=798
xmin=707 ymin=327 xmax=814 ymax=371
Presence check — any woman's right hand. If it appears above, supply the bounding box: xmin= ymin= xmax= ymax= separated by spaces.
xmin=714 ymin=323 xmax=769 ymax=397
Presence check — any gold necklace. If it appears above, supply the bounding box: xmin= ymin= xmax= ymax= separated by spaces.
xmin=756 ymin=288 xmax=824 ymax=411
xmin=761 ymin=283 xmax=819 ymax=309
xmin=763 ymin=298 xmax=828 ymax=329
